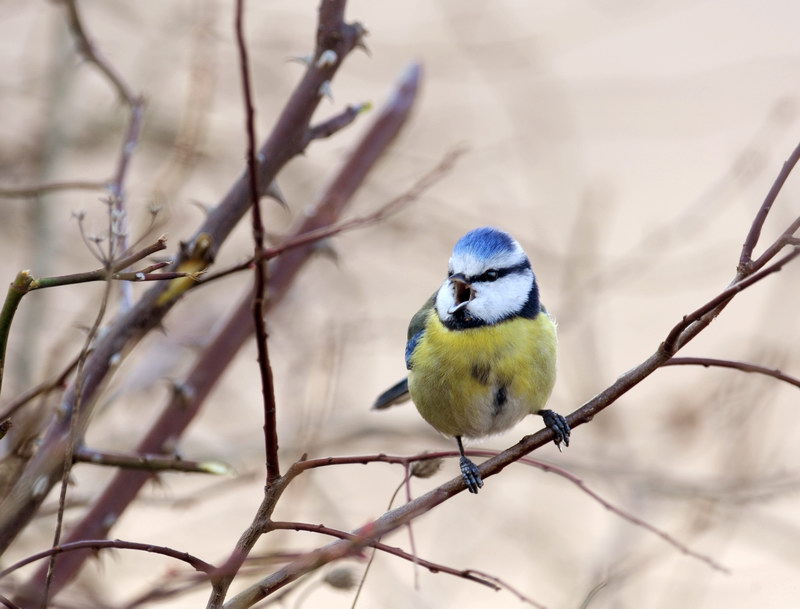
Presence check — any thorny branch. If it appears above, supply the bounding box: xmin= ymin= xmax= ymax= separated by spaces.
xmin=0 ymin=1 xmax=369 ymax=581
xmin=72 ymin=447 xmax=232 ymax=475
xmin=15 ymin=31 xmax=419 ymax=609
xmin=198 ymin=147 xmax=464 ymax=286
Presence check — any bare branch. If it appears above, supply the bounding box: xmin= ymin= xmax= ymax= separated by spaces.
xmin=73 ymin=447 xmax=232 ymax=475
xmin=18 ymin=52 xmax=422 ymax=603
xmin=738 ymin=139 xmax=800 ymax=271
xmin=663 ymin=246 xmax=800 ymax=353
xmin=663 ymin=357 xmax=800 ymax=390
xmin=0 ymin=352 xmax=81 ymax=422
xmin=0 ymin=594 xmax=21 ymax=609
xmin=234 ymin=0 xmax=280 ymax=486
xmin=0 ymin=180 xmax=108 ymax=199
xmin=199 ymin=145 xmax=462 ymax=286
xmin=0 ymin=539 xmax=214 ymax=582
xmin=268 ymin=521 xmax=506 ymax=592
xmin=305 ymin=102 xmax=370 ymax=145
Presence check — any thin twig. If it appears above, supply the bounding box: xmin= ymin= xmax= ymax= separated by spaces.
xmin=509 ymin=456 xmax=728 ymax=573
xmin=268 ymin=522 xmax=501 ymax=591
xmin=738 ymin=139 xmax=800 ymax=271
xmin=42 ymin=267 xmax=115 ymax=606
xmin=663 ymin=357 xmax=800 ymax=389
xmin=61 ymin=0 xmax=144 ymax=309
xmin=0 ymin=539 xmax=214 ymax=580
xmin=0 ymin=351 xmax=81 ymax=422
xmin=663 ymin=246 xmax=800 ymax=352
xmin=73 ymin=447 xmax=232 ymax=475
xmin=234 ymin=0 xmax=280 ymax=486
xmin=304 ymin=103 xmax=370 ymax=145
xmin=0 ymin=180 xmax=108 ymax=199
xmin=292 ymin=447 xmax=728 ymax=574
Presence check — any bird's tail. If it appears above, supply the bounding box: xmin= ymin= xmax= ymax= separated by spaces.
xmin=372 ymin=378 xmax=410 ymax=410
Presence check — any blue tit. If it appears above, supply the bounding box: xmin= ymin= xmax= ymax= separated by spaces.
xmin=373 ymin=227 xmax=569 ymax=494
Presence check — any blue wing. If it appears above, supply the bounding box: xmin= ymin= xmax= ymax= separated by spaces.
xmin=405 ymin=329 xmax=424 ymax=370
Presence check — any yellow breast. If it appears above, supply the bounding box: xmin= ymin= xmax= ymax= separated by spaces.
xmin=407 ymin=310 xmax=557 ymax=439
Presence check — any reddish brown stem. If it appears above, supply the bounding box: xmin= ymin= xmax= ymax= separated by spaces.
xmin=234 ymin=0 xmax=280 ymax=486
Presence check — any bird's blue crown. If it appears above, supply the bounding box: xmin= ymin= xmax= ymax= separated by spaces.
xmin=452 ymin=227 xmax=515 ymax=259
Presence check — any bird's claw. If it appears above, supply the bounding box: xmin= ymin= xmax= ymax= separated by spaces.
xmin=538 ymin=409 xmax=570 ymax=450
xmin=460 ymin=456 xmax=483 ymax=494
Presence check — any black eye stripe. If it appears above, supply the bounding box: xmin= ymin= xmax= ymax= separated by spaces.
xmin=470 ymin=260 xmax=530 ymax=283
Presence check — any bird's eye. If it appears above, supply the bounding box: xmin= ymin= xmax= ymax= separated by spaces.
xmin=483 ymin=269 xmax=500 ymax=282
xmin=447 ymin=268 xmax=454 ymax=278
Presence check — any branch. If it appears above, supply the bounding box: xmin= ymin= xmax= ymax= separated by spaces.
xmin=663 ymin=246 xmax=800 ymax=352
xmin=73 ymin=447 xmax=233 ymax=475
xmin=0 ymin=180 xmax=107 ymax=199
xmin=61 ymin=0 xmax=145 ymax=309
xmin=0 ymin=594 xmax=21 ymax=609
xmin=19 ymin=55 xmax=422 ymax=601
xmin=304 ymin=102 xmax=370 ymax=145
xmin=0 ymin=351 xmax=81 ymax=423
xmin=663 ymin=357 xmax=800 ymax=390
xmin=206 ymin=59 xmax=425 ymax=609
xmin=0 ymin=272 xmax=34 ymax=400
xmin=738 ymin=139 xmax=800 ymax=271
xmin=0 ymin=539 xmax=214 ymax=583
xmin=198 ymin=145 xmax=463 ymax=286
xmin=223 ymin=140 xmax=800 ymax=607
xmin=234 ymin=0 xmax=280 ymax=486
xmin=293 ymin=448 xmax=726 ymax=573
xmin=510 ymin=456 xmax=728 ymax=573
xmin=268 ymin=521 xmax=521 ymax=594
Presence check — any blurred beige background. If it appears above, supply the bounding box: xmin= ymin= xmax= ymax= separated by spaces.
xmin=1 ymin=0 xmax=800 ymax=607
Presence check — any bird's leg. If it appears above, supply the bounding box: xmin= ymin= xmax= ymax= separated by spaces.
xmin=537 ymin=409 xmax=570 ymax=450
xmin=456 ymin=436 xmax=483 ymax=494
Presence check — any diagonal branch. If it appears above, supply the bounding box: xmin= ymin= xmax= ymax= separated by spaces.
xmin=17 ymin=56 xmax=422 ymax=601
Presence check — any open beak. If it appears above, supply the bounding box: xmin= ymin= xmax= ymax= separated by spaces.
xmin=447 ymin=273 xmax=473 ymax=314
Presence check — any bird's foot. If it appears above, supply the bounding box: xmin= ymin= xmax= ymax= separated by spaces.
xmin=459 ymin=456 xmax=483 ymax=494
xmin=538 ymin=409 xmax=570 ymax=451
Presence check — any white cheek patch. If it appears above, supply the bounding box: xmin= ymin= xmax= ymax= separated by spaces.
xmin=435 ymin=281 xmax=456 ymax=320
xmin=468 ymin=272 xmax=531 ymax=323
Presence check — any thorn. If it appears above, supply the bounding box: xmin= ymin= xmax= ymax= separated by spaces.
xmin=356 ymin=39 xmax=371 ymax=56
xmin=353 ymin=22 xmax=370 ymax=55
xmin=199 ymin=461 xmax=235 ymax=476
xmin=188 ymin=199 xmax=212 ymax=216
xmin=312 ymin=239 xmax=339 ymax=264
xmin=318 ymin=80 xmax=333 ymax=102
xmin=315 ymin=49 xmax=337 ymax=68
xmin=286 ymin=54 xmax=313 ymax=66
xmin=265 ymin=180 xmax=288 ymax=210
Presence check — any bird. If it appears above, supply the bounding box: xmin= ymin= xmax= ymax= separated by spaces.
xmin=372 ymin=227 xmax=569 ymax=494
